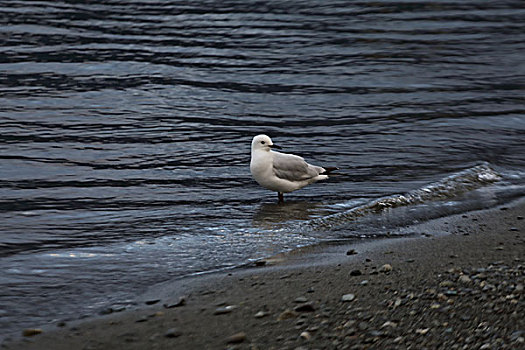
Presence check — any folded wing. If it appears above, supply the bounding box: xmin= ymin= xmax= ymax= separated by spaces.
xmin=272 ymin=151 xmax=324 ymax=182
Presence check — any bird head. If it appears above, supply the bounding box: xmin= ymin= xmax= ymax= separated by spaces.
xmin=251 ymin=134 xmax=281 ymax=152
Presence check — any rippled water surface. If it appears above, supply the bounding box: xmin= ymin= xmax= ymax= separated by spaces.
xmin=1 ymin=0 xmax=525 ymax=338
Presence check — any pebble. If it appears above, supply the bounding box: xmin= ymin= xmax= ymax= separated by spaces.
xmin=294 ymin=296 xmax=308 ymax=303
xmin=294 ymin=303 xmax=315 ymax=312
xmin=225 ymin=332 xmax=247 ymax=344
xmin=300 ymin=331 xmax=312 ymax=340
xmin=164 ymin=328 xmax=182 ymax=338
xmin=393 ymin=336 xmax=403 ymax=343
xmin=379 ymin=264 xmax=393 ymax=273
xmin=346 ymin=249 xmax=358 ymax=255
xmin=415 ymin=328 xmax=429 ymax=335
xmin=343 ymin=319 xmax=356 ymax=328
xmin=254 ymin=311 xmax=268 ymax=318
xmin=341 ymin=293 xmax=356 ymax=302
xmin=214 ymin=305 xmax=237 ymax=315
xmin=145 ymin=299 xmax=160 ymax=305
xmin=350 ymin=269 xmax=363 ymax=276
xmin=458 ymin=275 xmax=472 ymax=284
xmin=278 ymin=309 xmax=298 ymax=320
xmin=439 ymin=280 xmax=454 ymax=288
xmin=22 ymin=329 xmax=42 ymax=337
xmin=381 ymin=321 xmax=397 ymax=328
xmin=163 ymin=296 xmax=186 ymax=308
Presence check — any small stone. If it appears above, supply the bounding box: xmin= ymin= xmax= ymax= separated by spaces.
xmin=22 ymin=329 xmax=42 ymax=337
xmin=517 ymin=216 xmax=524 ymax=220
xmin=509 ymin=227 xmax=519 ymax=231
xmin=358 ymin=321 xmax=369 ymax=331
xmin=300 ymin=331 xmax=311 ymax=340
xmin=278 ymin=309 xmax=298 ymax=320
xmin=254 ymin=260 xmax=266 ymax=266
xmin=225 ymin=332 xmax=247 ymax=344
xmin=163 ymin=296 xmax=186 ymax=308
xmin=343 ymin=320 xmax=356 ymax=328
xmin=294 ymin=296 xmax=308 ymax=303
xmin=346 ymin=249 xmax=358 ymax=255
xmin=439 ymin=280 xmax=454 ymax=288
xmin=393 ymin=336 xmax=403 ymax=343
xmin=294 ymin=303 xmax=315 ymax=312
xmin=415 ymin=328 xmax=429 ymax=335
xmin=458 ymin=275 xmax=472 ymax=284
xmin=307 ymin=325 xmax=319 ymax=332
xmin=350 ymin=269 xmax=362 ymax=276
xmin=381 ymin=321 xmax=397 ymax=328
xmin=341 ymin=294 xmax=356 ymax=302
xmin=145 ymin=299 xmax=160 ymax=305
xmin=379 ymin=264 xmax=393 ymax=273
xmin=368 ymin=330 xmax=383 ymax=337
xmin=164 ymin=328 xmax=182 ymax=338
xmin=254 ymin=311 xmax=268 ymax=318
xmin=214 ymin=305 xmax=237 ymax=315
xmin=360 ymin=280 xmax=369 ymax=286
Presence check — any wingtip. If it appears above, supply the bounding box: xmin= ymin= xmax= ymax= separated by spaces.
xmin=321 ymin=166 xmax=339 ymax=175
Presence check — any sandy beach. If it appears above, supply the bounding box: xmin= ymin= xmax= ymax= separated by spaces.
xmin=5 ymin=198 xmax=524 ymax=350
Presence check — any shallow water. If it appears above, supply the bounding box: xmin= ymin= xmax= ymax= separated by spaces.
xmin=1 ymin=0 xmax=525 ymax=338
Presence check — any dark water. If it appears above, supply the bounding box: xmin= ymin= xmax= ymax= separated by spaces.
xmin=1 ymin=0 xmax=525 ymax=339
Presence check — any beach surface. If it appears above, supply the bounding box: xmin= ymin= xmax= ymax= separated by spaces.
xmin=5 ymin=198 xmax=524 ymax=350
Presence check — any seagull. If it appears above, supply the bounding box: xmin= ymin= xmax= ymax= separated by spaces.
xmin=250 ymin=134 xmax=337 ymax=203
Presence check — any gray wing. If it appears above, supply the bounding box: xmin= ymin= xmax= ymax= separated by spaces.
xmin=272 ymin=151 xmax=323 ymax=182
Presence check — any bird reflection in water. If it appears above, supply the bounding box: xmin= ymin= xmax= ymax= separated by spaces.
xmin=252 ymin=201 xmax=328 ymax=229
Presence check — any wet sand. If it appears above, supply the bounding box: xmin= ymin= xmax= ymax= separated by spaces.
xmin=5 ymin=198 xmax=524 ymax=350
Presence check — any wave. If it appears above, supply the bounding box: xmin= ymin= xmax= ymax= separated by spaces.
xmin=299 ymin=162 xmax=501 ymax=232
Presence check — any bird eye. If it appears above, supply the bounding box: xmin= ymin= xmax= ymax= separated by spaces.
xmin=261 ymin=141 xmax=265 ymax=144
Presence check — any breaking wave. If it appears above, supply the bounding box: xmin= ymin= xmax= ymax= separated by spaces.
xmin=300 ymin=162 xmax=501 ymax=232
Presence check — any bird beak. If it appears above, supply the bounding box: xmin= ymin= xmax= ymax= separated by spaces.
xmin=269 ymin=144 xmax=282 ymax=149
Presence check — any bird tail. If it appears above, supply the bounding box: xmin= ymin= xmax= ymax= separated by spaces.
xmin=321 ymin=167 xmax=339 ymax=175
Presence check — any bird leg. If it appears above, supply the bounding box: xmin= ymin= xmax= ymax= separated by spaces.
xmin=278 ymin=192 xmax=284 ymax=203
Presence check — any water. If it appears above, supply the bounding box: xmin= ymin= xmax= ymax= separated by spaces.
xmin=1 ymin=0 xmax=525 ymax=339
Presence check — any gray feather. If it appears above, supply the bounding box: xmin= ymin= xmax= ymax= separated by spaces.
xmin=272 ymin=152 xmax=323 ymax=182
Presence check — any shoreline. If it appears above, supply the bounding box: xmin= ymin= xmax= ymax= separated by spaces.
xmin=4 ymin=197 xmax=524 ymax=349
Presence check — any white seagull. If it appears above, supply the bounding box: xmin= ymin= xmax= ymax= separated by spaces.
xmin=250 ymin=134 xmax=337 ymax=203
